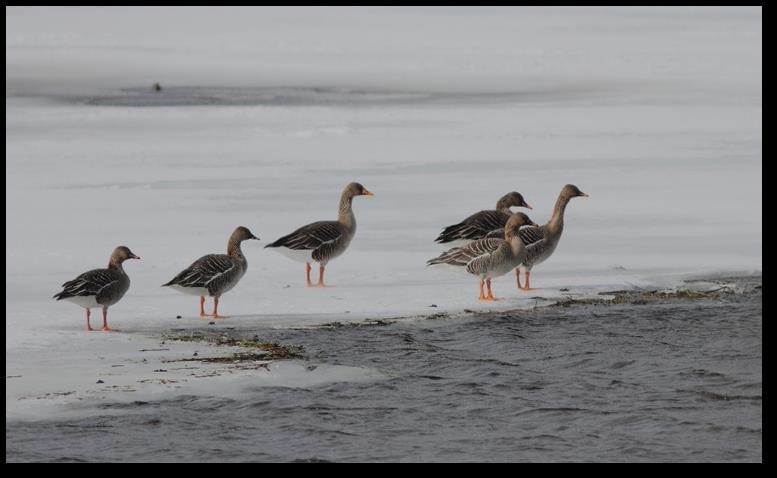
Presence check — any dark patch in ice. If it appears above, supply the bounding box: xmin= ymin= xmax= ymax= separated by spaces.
xmin=67 ymin=85 xmax=613 ymax=108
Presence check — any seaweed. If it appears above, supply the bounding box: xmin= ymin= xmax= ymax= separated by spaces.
xmin=159 ymin=331 xmax=304 ymax=361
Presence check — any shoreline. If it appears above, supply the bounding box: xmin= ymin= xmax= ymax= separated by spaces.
xmin=6 ymin=273 xmax=761 ymax=423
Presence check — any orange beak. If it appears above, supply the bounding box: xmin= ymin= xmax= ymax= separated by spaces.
xmin=362 ymin=189 xmax=374 ymax=196
xmin=524 ymin=202 xmax=533 ymax=210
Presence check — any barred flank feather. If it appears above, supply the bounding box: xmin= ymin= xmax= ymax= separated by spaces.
xmin=163 ymin=254 xmax=244 ymax=297
xmin=427 ymin=238 xmax=505 ymax=268
xmin=162 ymin=226 xmax=255 ymax=298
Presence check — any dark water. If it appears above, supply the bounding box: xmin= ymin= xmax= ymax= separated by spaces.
xmin=71 ymin=85 xmax=609 ymax=108
xmin=6 ymin=280 xmax=762 ymax=462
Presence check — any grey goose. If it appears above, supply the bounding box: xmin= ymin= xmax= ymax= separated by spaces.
xmin=265 ymin=182 xmax=373 ymax=287
xmin=427 ymin=213 xmax=537 ymax=301
xmin=163 ymin=226 xmax=259 ymax=318
xmin=434 ymin=191 xmax=532 ymax=246
xmin=53 ymin=246 xmax=140 ymax=331
xmin=486 ymin=184 xmax=589 ymax=290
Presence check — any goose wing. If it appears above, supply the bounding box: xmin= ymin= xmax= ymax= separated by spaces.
xmin=53 ymin=268 xmax=122 ymax=300
xmin=163 ymin=254 xmax=236 ymax=289
xmin=518 ymin=225 xmax=546 ymax=247
xmin=435 ymin=210 xmax=509 ymax=243
xmin=484 ymin=228 xmax=504 ymax=239
xmin=265 ymin=221 xmax=345 ymax=252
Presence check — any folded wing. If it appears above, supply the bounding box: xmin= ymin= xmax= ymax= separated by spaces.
xmin=435 ymin=210 xmax=509 ymax=243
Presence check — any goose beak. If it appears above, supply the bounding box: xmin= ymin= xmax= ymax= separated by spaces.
xmin=579 ymin=192 xmax=589 ymax=197
xmin=362 ymin=189 xmax=374 ymax=196
xmin=131 ymin=254 xmax=141 ymax=260
xmin=530 ymin=221 xmax=539 ymax=227
xmin=252 ymin=235 xmax=260 ymax=240
xmin=523 ymin=202 xmax=533 ymax=210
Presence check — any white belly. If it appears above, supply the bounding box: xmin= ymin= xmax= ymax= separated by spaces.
xmin=63 ymin=295 xmax=101 ymax=309
xmin=429 ymin=262 xmax=471 ymax=275
xmin=169 ymin=285 xmax=211 ymax=297
xmin=273 ymin=247 xmax=314 ymax=264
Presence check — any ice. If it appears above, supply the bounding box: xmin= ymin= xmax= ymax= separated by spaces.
xmin=6 ymin=7 xmax=761 ymax=420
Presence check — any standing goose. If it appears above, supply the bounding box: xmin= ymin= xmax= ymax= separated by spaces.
xmin=511 ymin=184 xmax=589 ymax=290
xmin=53 ymin=246 xmax=140 ymax=331
xmin=265 ymin=182 xmax=373 ymax=287
xmin=163 ymin=226 xmax=259 ymax=318
xmin=427 ymin=213 xmax=537 ymax=301
xmin=434 ymin=191 xmax=532 ymax=246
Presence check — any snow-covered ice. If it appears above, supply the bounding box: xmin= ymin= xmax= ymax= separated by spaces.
xmin=6 ymin=6 xmax=761 ymax=420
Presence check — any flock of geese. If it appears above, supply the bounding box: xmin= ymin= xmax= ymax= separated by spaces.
xmin=53 ymin=182 xmax=588 ymax=331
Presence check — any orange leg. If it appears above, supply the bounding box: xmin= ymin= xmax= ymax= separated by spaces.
xmin=515 ymin=268 xmax=522 ymax=289
xmin=315 ymin=264 xmax=326 ymax=288
xmin=211 ymin=296 xmax=229 ymax=319
xmin=521 ymin=271 xmax=540 ymax=291
xmin=101 ymin=307 xmax=119 ymax=332
xmin=199 ymin=296 xmax=207 ymax=317
xmin=85 ymin=308 xmax=94 ymax=331
xmin=479 ymin=279 xmax=487 ymax=300
xmin=306 ymin=263 xmax=313 ymax=287
xmin=486 ymin=279 xmax=499 ymax=301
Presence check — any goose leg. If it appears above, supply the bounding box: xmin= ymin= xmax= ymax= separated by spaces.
xmin=101 ymin=307 xmax=119 ymax=332
xmin=522 ymin=271 xmax=540 ymax=291
xmin=479 ymin=279 xmax=486 ymax=300
xmin=85 ymin=308 xmax=93 ymax=331
xmin=315 ymin=265 xmax=327 ymax=288
xmin=306 ymin=263 xmax=313 ymax=287
xmin=486 ymin=279 xmax=499 ymax=301
xmin=199 ymin=296 xmax=207 ymax=317
xmin=211 ymin=296 xmax=229 ymax=319
xmin=515 ymin=268 xmax=522 ymax=289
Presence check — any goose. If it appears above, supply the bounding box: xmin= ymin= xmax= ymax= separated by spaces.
xmin=427 ymin=213 xmax=537 ymax=301
xmin=163 ymin=226 xmax=259 ymax=318
xmin=494 ymin=184 xmax=588 ymax=290
xmin=53 ymin=246 xmax=140 ymax=331
xmin=265 ymin=182 xmax=373 ymax=287
xmin=434 ymin=191 xmax=532 ymax=246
